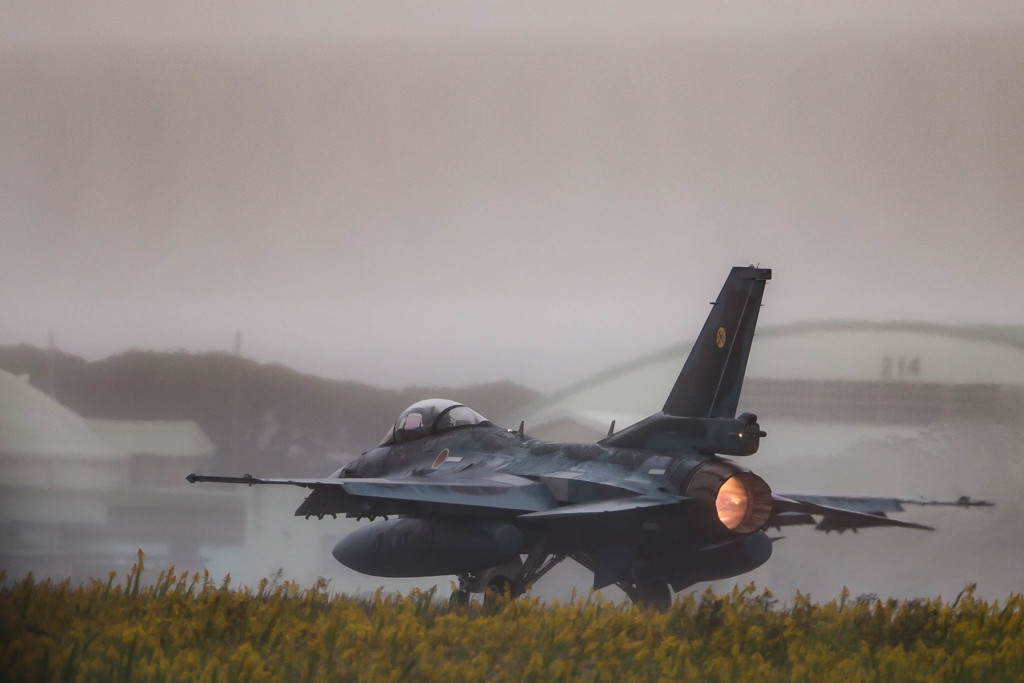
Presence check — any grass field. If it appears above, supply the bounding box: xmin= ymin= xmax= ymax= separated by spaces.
xmin=2 ymin=552 xmax=1022 ymax=682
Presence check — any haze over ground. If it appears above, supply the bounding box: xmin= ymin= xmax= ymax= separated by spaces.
xmin=3 ymin=1 xmax=1022 ymax=391
xmin=2 ymin=2 xmax=1022 ymax=603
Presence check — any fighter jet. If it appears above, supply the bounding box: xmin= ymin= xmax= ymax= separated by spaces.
xmin=187 ymin=266 xmax=990 ymax=610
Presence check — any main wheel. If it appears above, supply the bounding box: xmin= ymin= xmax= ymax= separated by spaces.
xmin=635 ymin=580 xmax=672 ymax=612
xmin=449 ymin=589 xmax=469 ymax=609
xmin=482 ymin=575 xmax=520 ymax=606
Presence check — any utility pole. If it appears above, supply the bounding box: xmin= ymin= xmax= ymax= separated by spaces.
xmin=231 ymin=331 xmax=242 ymax=469
xmin=46 ymin=330 xmax=57 ymax=399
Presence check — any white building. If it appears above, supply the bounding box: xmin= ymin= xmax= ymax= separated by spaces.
xmin=0 ymin=369 xmax=243 ymax=580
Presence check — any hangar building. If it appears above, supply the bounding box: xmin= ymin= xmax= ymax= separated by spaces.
xmin=0 ymin=369 xmax=244 ymax=580
xmin=513 ymin=321 xmax=1024 ymax=445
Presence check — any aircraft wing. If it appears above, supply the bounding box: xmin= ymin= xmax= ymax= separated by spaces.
xmin=770 ymin=494 xmax=931 ymax=531
xmin=519 ymin=495 xmax=687 ymax=519
xmin=783 ymin=494 xmax=994 ymax=510
xmin=186 ymin=472 xmax=558 ymax=517
xmin=771 ymin=493 xmax=971 ymax=532
xmin=770 ymin=493 xmax=993 ymax=532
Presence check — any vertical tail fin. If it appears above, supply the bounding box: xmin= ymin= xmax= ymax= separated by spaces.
xmin=662 ymin=266 xmax=771 ymax=418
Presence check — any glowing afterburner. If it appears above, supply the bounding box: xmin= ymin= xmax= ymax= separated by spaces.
xmin=713 ymin=473 xmax=773 ymax=534
xmin=716 ymin=476 xmax=751 ymax=530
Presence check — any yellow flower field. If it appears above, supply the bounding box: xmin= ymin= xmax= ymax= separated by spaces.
xmin=2 ymin=552 xmax=1022 ymax=682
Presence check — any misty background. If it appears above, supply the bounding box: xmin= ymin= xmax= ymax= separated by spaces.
xmin=3 ymin=1 xmax=1023 ymax=390
xmin=2 ymin=2 xmax=1022 ymax=602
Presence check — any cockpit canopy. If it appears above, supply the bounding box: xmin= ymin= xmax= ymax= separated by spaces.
xmin=379 ymin=398 xmax=492 ymax=445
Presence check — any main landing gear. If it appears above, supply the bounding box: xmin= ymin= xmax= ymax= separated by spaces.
xmin=571 ymin=550 xmax=676 ymax=612
xmin=450 ymin=545 xmax=566 ymax=608
xmin=449 ymin=546 xmax=675 ymax=612
xmin=619 ymin=578 xmax=673 ymax=613
xmin=448 ymin=588 xmax=469 ymax=609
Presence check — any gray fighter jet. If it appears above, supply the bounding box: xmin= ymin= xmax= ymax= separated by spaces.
xmin=188 ymin=266 xmax=990 ymax=610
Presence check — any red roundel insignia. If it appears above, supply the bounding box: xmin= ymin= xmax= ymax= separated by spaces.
xmin=432 ymin=449 xmax=450 ymax=468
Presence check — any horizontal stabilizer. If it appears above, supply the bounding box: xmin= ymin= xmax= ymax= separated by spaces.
xmin=771 ymin=495 xmax=933 ymax=531
xmin=776 ymin=494 xmax=908 ymax=515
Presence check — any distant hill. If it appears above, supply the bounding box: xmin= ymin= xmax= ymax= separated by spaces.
xmin=0 ymin=345 xmax=541 ymax=476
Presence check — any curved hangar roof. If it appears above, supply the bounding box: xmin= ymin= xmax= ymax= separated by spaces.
xmin=0 ymin=369 xmax=214 ymax=460
xmin=514 ymin=322 xmax=1024 ymax=435
xmin=748 ymin=321 xmax=1024 ymax=385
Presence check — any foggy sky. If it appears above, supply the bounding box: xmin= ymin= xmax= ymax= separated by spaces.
xmin=3 ymin=2 xmax=1023 ymax=390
